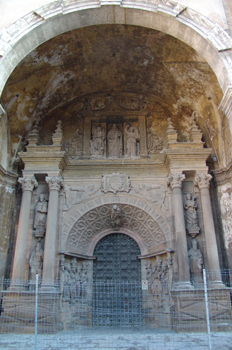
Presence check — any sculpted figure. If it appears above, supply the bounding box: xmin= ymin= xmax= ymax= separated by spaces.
xmin=90 ymin=125 xmax=105 ymax=156
xmin=107 ymin=124 xmax=122 ymax=158
xmin=184 ymin=194 xmax=199 ymax=233
xmin=110 ymin=205 xmax=121 ymax=229
xmin=64 ymin=128 xmax=83 ymax=157
xmin=29 ymin=241 xmax=43 ymax=281
xmin=124 ymin=125 xmax=140 ymax=157
xmin=34 ymin=194 xmax=48 ymax=231
xmin=188 ymin=239 xmax=203 ymax=285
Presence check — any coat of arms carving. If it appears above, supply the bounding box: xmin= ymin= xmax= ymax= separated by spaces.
xmin=101 ymin=173 xmax=131 ymax=194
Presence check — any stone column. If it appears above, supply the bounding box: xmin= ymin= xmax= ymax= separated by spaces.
xmin=41 ymin=176 xmax=63 ymax=289
xmin=168 ymin=174 xmax=191 ymax=287
xmin=195 ymin=174 xmax=222 ymax=283
xmin=11 ymin=176 xmax=38 ymax=283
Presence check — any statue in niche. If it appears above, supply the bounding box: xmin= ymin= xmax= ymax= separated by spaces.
xmin=124 ymin=125 xmax=140 ymax=157
xmin=29 ymin=241 xmax=43 ymax=281
xmin=63 ymin=128 xmax=83 ymax=158
xmin=147 ymin=126 xmax=163 ymax=154
xmin=110 ymin=205 xmax=121 ymax=230
xmin=90 ymin=125 xmax=105 ymax=156
xmin=34 ymin=194 xmax=48 ymax=239
xmin=184 ymin=193 xmax=200 ymax=237
xmin=188 ymin=239 xmax=203 ymax=286
xmin=107 ymin=124 xmax=122 ymax=158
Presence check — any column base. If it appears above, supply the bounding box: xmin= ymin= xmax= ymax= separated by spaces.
xmin=207 ymin=280 xmax=226 ymax=289
xmin=172 ymin=281 xmax=193 ymax=291
xmin=40 ymin=283 xmax=59 ymax=293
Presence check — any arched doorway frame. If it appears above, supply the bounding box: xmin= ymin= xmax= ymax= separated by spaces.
xmin=0 ymin=0 xmax=231 ymax=99
xmin=62 ymin=193 xmax=171 ymax=256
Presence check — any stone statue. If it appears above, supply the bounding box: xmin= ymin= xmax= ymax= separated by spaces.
xmin=124 ymin=125 xmax=140 ymax=157
xmin=63 ymin=128 xmax=83 ymax=158
xmin=107 ymin=124 xmax=122 ymax=158
xmin=34 ymin=194 xmax=48 ymax=238
xmin=188 ymin=239 xmax=203 ymax=285
xmin=110 ymin=205 xmax=121 ymax=229
xmin=29 ymin=241 xmax=43 ymax=281
xmin=90 ymin=125 xmax=105 ymax=156
xmin=184 ymin=193 xmax=200 ymax=237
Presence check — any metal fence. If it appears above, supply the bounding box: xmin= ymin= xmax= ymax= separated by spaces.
xmin=0 ymin=270 xmax=232 ymax=349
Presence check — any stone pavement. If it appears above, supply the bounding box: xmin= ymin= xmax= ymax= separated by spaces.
xmin=0 ymin=330 xmax=232 ymax=350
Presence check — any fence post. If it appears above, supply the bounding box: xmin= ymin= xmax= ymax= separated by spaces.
xmin=203 ymin=269 xmax=212 ymax=350
xmin=35 ymin=273 xmax=38 ymax=350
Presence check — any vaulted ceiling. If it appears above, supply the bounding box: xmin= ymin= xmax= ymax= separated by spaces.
xmin=1 ymin=24 xmax=223 ymax=160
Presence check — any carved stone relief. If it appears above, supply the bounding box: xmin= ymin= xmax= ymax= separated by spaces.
xmin=64 ymin=184 xmax=100 ymax=208
xmin=66 ymin=204 xmax=166 ymax=254
xmin=101 ymin=173 xmax=131 ymax=194
xmin=188 ymin=239 xmax=203 ymax=286
xmin=60 ymin=256 xmax=89 ymax=303
xmin=63 ymin=128 xmax=83 ymax=158
xmin=62 ymin=194 xmax=170 ymax=253
xmin=132 ymin=184 xmax=162 ymax=204
xmin=90 ymin=124 xmax=106 ymax=156
xmin=146 ymin=255 xmax=173 ymax=312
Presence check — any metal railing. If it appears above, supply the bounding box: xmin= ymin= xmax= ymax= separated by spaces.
xmin=0 ymin=270 xmax=231 ymax=349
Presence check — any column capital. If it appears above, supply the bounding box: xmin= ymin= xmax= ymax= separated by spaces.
xmin=18 ymin=176 xmax=38 ymax=192
xmin=46 ymin=176 xmax=63 ymax=191
xmin=167 ymin=173 xmax=185 ymax=189
xmin=194 ymin=173 xmax=212 ymax=190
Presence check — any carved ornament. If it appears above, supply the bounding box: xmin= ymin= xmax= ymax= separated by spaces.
xmin=101 ymin=173 xmax=131 ymax=194
xmin=18 ymin=176 xmax=38 ymax=192
xmin=194 ymin=173 xmax=212 ymax=190
xmin=167 ymin=174 xmax=185 ymax=189
xmin=46 ymin=176 xmax=63 ymax=191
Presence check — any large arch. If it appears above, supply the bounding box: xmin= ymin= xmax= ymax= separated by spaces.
xmin=0 ymin=0 xmax=232 ymax=100
xmin=62 ymin=193 xmax=171 ymax=256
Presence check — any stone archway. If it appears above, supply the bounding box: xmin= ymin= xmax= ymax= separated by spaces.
xmin=0 ymin=1 xmax=231 ymax=98
xmin=63 ymin=195 xmax=171 ymax=257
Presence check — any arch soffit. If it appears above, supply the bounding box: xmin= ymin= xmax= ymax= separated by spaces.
xmin=62 ymin=193 xmax=170 ymax=255
xmin=0 ymin=1 xmax=232 ymax=99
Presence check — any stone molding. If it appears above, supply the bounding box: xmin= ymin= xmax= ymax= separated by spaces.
xmin=62 ymin=193 xmax=170 ymax=253
xmin=18 ymin=176 xmax=38 ymax=192
xmin=46 ymin=176 xmax=63 ymax=191
xmin=194 ymin=173 xmax=212 ymax=190
xmin=212 ymin=162 xmax=232 ymax=186
xmin=0 ymin=1 xmax=231 ymax=96
xmin=219 ymin=85 xmax=232 ymax=134
xmin=167 ymin=174 xmax=185 ymax=189
xmin=0 ymin=164 xmax=18 ymax=187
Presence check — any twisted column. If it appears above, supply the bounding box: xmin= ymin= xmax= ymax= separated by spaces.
xmin=41 ymin=176 xmax=63 ymax=290
xmin=168 ymin=174 xmax=191 ymax=286
xmin=11 ymin=176 xmax=38 ymax=283
xmin=195 ymin=174 xmax=222 ymax=283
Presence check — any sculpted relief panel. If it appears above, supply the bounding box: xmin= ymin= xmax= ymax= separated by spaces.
xmin=66 ymin=203 xmax=167 ymax=255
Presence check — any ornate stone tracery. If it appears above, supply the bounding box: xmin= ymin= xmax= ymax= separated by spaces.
xmin=66 ymin=203 xmax=167 ymax=255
